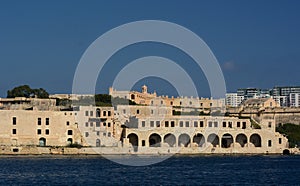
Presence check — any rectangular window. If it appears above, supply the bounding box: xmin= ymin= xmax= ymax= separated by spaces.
xmin=108 ymin=111 xmax=111 ymax=116
xmin=214 ymin=122 xmax=218 ymax=128
xmin=185 ymin=121 xmax=189 ymax=127
xmin=142 ymin=140 xmax=146 ymax=146
xmin=268 ymin=122 xmax=272 ymax=128
xmin=68 ymin=130 xmax=73 ymax=135
xmin=228 ymin=122 xmax=232 ymax=128
xmin=85 ymin=122 xmax=89 ymax=127
xmin=242 ymin=122 xmax=246 ymax=129
xmin=103 ymin=132 xmax=106 ymax=137
xmin=165 ymin=121 xmax=169 ymax=127
xmin=37 ymin=129 xmax=41 ymax=135
xmin=136 ymin=110 xmax=140 ymax=114
xmin=268 ymin=140 xmax=272 ymax=147
xmin=103 ymin=122 xmax=106 ymax=127
xmin=171 ymin=121 xmax=175 ymax=127
xmin=66 ymin=121 xmax=70 ymax=126
xmin=180 ymin=121 xmax=183 ymax=127
xmin=151 ymin=110 xmax=154 ymax=115
xmin=223 ymin=122 xmax=226 ymax=128
xmin=103 ymin=111 xmax=106 ymax=116
xmin=237 ymin=122 xmax=241 ymax=128
xmin=46 ymin=118 xmax=49 ymax=125
xmin=208 ymin=121 xmax=212 ymax=127
xmin=279 ymin=138 xmax=282 ymax=144
xmin=90 ymin=122 xmax=93 ymax=127
xmin=194 ymin=121 xmax=198 ymax=127
xmin=85 ymin=132 xmax=89 ymax=137
xmin=97 ymin=131 xmax=100 ymax=136
xmin=108 ymin=122 xmax=111 ymax=127
xmin=142 ymin=121 xmax=146 ymax=127
xmin=38 ymin=118 xmax=42 ymax=125
xmin=150 ymin=121 xmax=154 ymax=127
xmin=200 ymin=121 xmax=204 ymax=127
xmin=45 ymin=129 xmax=49 ymax=135
xmin=12 ymin=129 xmax=16 ymax=134
xmin=85 ymin=111 xmax=89 ymax=116
xmin=12 ymin=117 xmax=16 ymax=125
xmin=96 ymin=122 xmax=100 ymax=127
xmin=156 ymin=121 xmax=160 ymax=127
xmin=90 ymin=111 xmax=93 ymax=117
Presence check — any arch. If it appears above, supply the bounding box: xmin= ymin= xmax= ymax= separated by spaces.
xmin=178 ymin=133 xmax=191 ymax=147
xmin=67 ymin=138 xmax=73 ymax=145
xmin=127 ymin=133 xmax=139 ymax=152
xmin=207 ymin=133 xmax=219 ymax=147
xmin=222 ymin=133 xmax=233 ymax=148
xmin=193 ymin=133 xmax=205 ymax=147
xmin=250 ymin=134 xmax=262 ymax=147
xmin=96 ymin=139 xmax=101 ymax=147
xmin=96 ymin=108 xmax=101 ymax=117
xmin=236 ymin=134 xmax=247 ymax=147
xmin=283 ymin=149 xmax=290 ymax=155
xmin=164 ymin=133 xmax=176 ymax=147
xmin=149 ymin=133 xmax=162 ymax=147
xmin=39 ymin=138 xmax=46 ymax=147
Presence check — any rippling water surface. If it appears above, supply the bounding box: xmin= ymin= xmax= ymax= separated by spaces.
xmin=0 ymin=155 xmax=299 ymax=185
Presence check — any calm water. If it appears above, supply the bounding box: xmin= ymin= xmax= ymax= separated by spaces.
xmin=0 ymin=155 xmax=299 ymax=185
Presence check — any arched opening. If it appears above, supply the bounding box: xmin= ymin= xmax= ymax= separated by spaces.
xmin=127 ymin=133 xmax=139 ymax=151
xmin=96 ymin=108 xmax=101 ymax=117
xmin=39 ymin=138 xmax=46 ymax=147
xmin=164 ymin=133 xmax=176 ymax=147
xmin=178 ymin=133 xmax=191 ymax=147
xmin=222 ymin=133 xmax=234 ymax=148
xmin=283 ymin=149 xmax=290 ymax=155
xmin=236 ymin=134 xmax=247 ymax=147
xmin=193 ymin=133 xmax=205 ymax=147
xmin=67 ymin=138 xmax=73 ymax=145
xmin=207 ymin=134 xmax=219 ymax=147
xmin=250 ymin=134 xmax=262 ymax=147
xmin=96 ymin=139 xmax=101 ymax=147
xmin=149 ymin=133 xmax=161 ymax=147
xmin=131 ymin=94 xmax=135 ymax=100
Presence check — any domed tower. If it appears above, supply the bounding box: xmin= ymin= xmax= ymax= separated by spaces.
xmin=142 ymin=85 xmax=148 ymax=94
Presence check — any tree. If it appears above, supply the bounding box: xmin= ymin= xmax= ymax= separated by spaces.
xmin=7 ymin=85 xmax=49 ymax=98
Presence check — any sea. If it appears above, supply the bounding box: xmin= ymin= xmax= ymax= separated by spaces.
xmin=0 ymin=155 xmax=299 ymax=185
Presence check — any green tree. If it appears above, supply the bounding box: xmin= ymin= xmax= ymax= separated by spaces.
xmin=7 ymin=85 xmax=49 ymax=98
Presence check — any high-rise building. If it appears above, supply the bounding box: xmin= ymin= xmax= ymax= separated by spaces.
xmin=225 ymin=93 xmax=244 ymax=107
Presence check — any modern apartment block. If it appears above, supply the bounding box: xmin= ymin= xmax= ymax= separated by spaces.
xmin=225 ymin=93 xmax=244 ymax=107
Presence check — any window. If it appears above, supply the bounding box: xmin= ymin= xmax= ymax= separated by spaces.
xmin=103 ymin=111 xmax=106 ymax=116
xmin=208 ymin=121 xmax=212 ymax=127
xmin=223 ymin=122 xmax=226 ymax=128
xmin=171 ymin=121 xmax=175 ymax=127
xmin=185 ymin=121 xmax=189 ymax=127
xmin=97 ymin=131 xmax=100 ymax=136
xmin=136 ymin=110 xmax=140 ymax=114
xmin=37 ymin=129 xmax=42 ymax=135
xmin=156 ymin=121 xmax=160 ymax=127
xmin=180 ymin=101 xmax=182 ymax=105
xmin=151 ymin=110 xmax=154 ymax=115
xmin=12 ymin=117 xmax=16 ymax=125
xmin=161 ymin=101 xmax=163 ymax=105
xmin=90 ymin=122 xmax=93 ymax=127
xmin=90 ymin=111 xmax=93 ymax=117
xmin=85 ymin=132 xmax=89 ymax=137
xmin=170 ymin=101 xmax=173 ymax=105
xmin=12 ymin=129 xmax=16 ymax=134
xmin=103 ymin=132 xmax=106 ymax=137
xmin=142 ymin=140 xmax=146 ymax=146
xmin=268 ymin=140 xmax=272 ymax=147
xmin=268 ymin=122 xmax=272 ymax=128
xmin=66 ymin=121 xmax=70 ymax=126
xmin=85 ymin=122 xmax=89 ymax=127
xmin=108 ymin=132 xmax=111 ymax=137
xmin=237 ymin=122 xmax=241 ymax=128
xmin=242 ymin=122 xmax=246 ymax=129
xmin=228 ymin=122 xmax=232 ymax=128
xmin=96 ymin=108 xmax=100 ymax=117
xmin=142 ymin=121 xmax=145 ymax=127
xmin=194 ymin=121 xmax=198 ymax=127
xmin=96 ymin=122 xmax=100 ymax=127
xmin=279 ymin=138 xmax=282 ymax=144
xmin=189 ymin=101 xmax=192 ymax=105
xmin=200 ymin=121 xmax=204 ymax=127
xmin=123 ymin=109 xmax=126 ymax=114
xmin=85 ymin=111 xmax=89 ymax=116
xmin=214 ymin=122 xmax=218 ymax=128
xmin=45 ymin=129 xmax=49 ymax=135
xmin=151 ymin=101 xmax=154 ymax=105
xmin=38 ymin=118 xmax=42 ymax=125
xmin=165 ymin=121 xmax=169 ymax=127
xmin=200 ymin=103 xmax=203 ymax=106
xmin=180 ymin=121 xmax=183 ymax=127
xmin=68 ymin=130 xmax=73 ymax=135
xmin=108 ymin=111 xmax=111 ymax=116
xmin=150 ymin=121 xmax=154 ymax=127
xmin=210 ymin=103 xmax=213 ymax=107
xmin=46 ymin=118 xmax=49 ymax=125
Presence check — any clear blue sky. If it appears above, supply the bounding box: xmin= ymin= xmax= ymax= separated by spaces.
xmin=1 ymin=1 xmax=300 ymax=98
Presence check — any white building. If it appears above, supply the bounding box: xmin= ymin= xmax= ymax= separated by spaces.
xmin=225 ymin=93 xmax=244 ymax=107
xmin=290 ymin=93 xmax=300 ymax=107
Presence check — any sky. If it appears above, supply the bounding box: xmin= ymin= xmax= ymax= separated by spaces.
xmin=1 ymin=1 xmax=300 ymax=98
